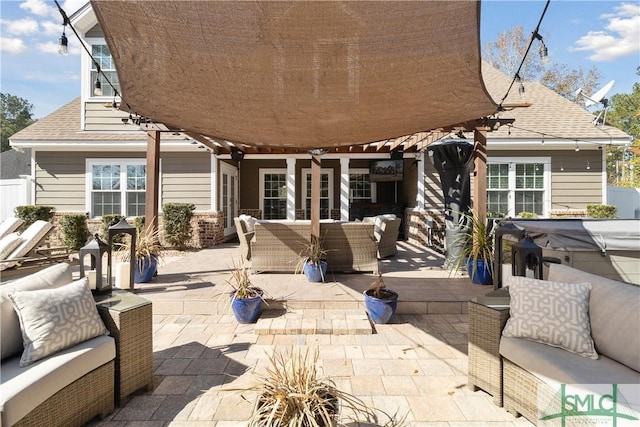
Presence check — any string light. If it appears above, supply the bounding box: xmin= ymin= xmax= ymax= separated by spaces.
xmin=541 ymin=134 xmax=545 ymax=144
xmin=560 ymin=163 xmax=564 ymax=171
xmin=533 ymin=31 xmax=549 ymax=65
xmin=58 ymin=16 xmax=68 ymax=55
xmin=506 ymin=124 xmax=616 ymax=150
xmin=516 ymin=73 xmax=525 ymax=97
xmin=575 ymin=141 xmax=580 ymax=152
xmin=496 ymin=0 xmax=551 ymax=111
xmin=586 ymin=161 xmax=591 ymax=170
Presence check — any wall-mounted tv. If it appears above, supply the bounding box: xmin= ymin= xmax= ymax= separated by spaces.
xmin=369 ymin=160 xmax=403 ymax=182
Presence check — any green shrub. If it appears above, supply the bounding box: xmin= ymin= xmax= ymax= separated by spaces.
xmin=517 ymin=212 xmax=538 ymax=219
xmin=100 ymin=214 xmax=125 ymax=244
xmin=586 ymin=204 xmax=617 ymax=219
xmin=60 ymin=214 xmax=89 ymax=250
xmin=133 ymin=216 xmax=145 ymax=234
xmin=162 ymin=203 xmax=195 ymax=249
xmin=14 ymin=205 xmax=55 ymax=228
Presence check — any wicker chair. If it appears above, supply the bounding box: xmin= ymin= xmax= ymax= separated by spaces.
xmin=375 ymin=218 xmax=401 ymax=258
xmin=234 ymin=217 xmax=255 ymax=260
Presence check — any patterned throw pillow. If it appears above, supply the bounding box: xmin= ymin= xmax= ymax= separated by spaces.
xmin=503 ymin=276 xmax=598 ymax=359
xmin=8 ymin=278 xmax=108 ymax=367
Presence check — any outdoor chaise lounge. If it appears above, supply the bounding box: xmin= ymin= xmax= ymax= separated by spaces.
xmin=0 ymin=220 xmax=72 ymax=276
xmin=0 ymin=218 xmax=24 ymax=240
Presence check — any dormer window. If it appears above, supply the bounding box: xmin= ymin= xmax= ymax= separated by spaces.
xmin=91 ymin=44 xmax=119 ymax=97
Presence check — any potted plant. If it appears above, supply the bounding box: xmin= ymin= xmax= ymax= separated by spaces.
xmin=363 ymin=274 xmax=399 ymax=324
xmin=117 ymin=224 xmax=164 ymax=283
xmin=227 ymin=258 xmax=264 ymax=323
xmin=449 ymin=211 xmax=494 ymax=285
xmin=246 ymin=349 xmax=377 ymax=427
xmin=296 ymin=236 xmax=328 ymax=282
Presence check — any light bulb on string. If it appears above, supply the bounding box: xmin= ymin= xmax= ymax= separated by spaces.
xmin=586 ymin=161 xmax=591 ymax=170
xmin=574 ymin=141 xmax=580 ymax=152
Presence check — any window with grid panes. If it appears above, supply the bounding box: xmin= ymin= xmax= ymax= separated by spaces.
xmin=262 ymin=173 xmax=287 ymax=219
xmin=515 ymin=163 xmax=544 ymax=215
xmin=304 ymin=172 xmax=331 ymax=219
xmin=487 ymin=163 xmax=509 ymax=217
xmin=90 ymin=162 xmax=145 ymax=217
xmin=486 ymin=160 xmax=548 ymax=217
xmin=91 ymin=44 xmax=120 ymax=97
xmin=349 ymin=171 xmax=372 ymax=202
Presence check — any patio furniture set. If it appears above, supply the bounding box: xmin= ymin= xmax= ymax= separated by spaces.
xmin=0 ymin=263 xmax=153 ymax=426
xmin=468 ymin=263 xmax=640 ymax=425
xmin=235 ymin=214 xmax=402 ymax=275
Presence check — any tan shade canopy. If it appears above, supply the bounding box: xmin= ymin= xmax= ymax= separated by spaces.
xmin=92 ymin=0 xmax=497 ymax=149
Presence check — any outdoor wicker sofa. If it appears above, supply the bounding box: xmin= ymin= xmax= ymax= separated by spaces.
xmin=1 ymin=263 xmax=116 ymax=427
xmin=250 ymin=220 xmax=378 ymax=274
xmin=485 ymin=264 xmax=640 ymax=425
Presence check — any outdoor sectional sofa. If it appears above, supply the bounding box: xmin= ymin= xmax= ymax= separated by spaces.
xmin=0 ymin=263 xmax=116 ymax=427
xmin=496 ymin=263 xmax=640 ymax=425
xmin=250 ymin=220 xmax=378 ymax=274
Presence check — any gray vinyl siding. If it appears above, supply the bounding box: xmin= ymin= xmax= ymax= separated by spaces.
xmin=162 ymin=153 xmax=211 ymax=210
xmin=35 ymin=151 xmax=211 ymax=214
xmin=84 ymin=102 xmax=135 ymax=131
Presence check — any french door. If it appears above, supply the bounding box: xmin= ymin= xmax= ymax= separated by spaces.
xmin=220 ymin=162 xmax=238 ymax=237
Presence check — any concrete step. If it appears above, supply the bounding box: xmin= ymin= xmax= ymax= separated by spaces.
xmin=254 ymin=309 xmax=373 ymax=335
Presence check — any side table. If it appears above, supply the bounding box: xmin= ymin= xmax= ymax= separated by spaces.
xmin=95 ymin=290 xmax=154 ymax=406
xmin=468 ymin=289 xmax=510 ymax=406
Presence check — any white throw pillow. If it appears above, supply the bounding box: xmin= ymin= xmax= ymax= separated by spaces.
xmin=0 ymin=233 xmax=23 ymax=260
xmin=239 ymin=214 xmax=257 ymax=232
xmin=8 ymin=277 xmax=109 ymax=367
xmin=503 ymin=275 xmax=598 ymax=359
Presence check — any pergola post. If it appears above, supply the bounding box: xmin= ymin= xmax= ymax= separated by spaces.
xmin=311 ymin=154 xmax=321 ymax=244
xmin=145 ymin=131 xmax=161 ymax=233
xmin=473 ymin=128 xmax=488 ymax=226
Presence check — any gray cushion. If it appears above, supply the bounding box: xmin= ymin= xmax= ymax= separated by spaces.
xmin=500 ymin=336 xmax=640 ymax=386
xmin=548 ymin=263 xmax=640 ymax=372
xmin=0 ymin=263 xmax=72 ymax=360
xmin=8 ymin=278 xmax=108 ymax=366
xmin=0 ymin=233 xmax=23 ymax=260
xmin=503 ymin=275 xmax=598 ymax=359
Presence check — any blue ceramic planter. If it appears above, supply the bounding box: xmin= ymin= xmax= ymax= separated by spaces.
xmin=303 ymin=260 xmax=327 ymax=282
xmin=230 ymin=292 xmax=263 ymax=323
xmin=364 ymin=289 xmax=398 ymax=324
xmin=134 ymin=256 xmax=157 ymax=283
xmin=467 ymin=258 xmax=492 ymax=285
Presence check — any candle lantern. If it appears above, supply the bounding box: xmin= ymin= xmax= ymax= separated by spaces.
xmin=493 ymin=221 xmax=524 ymax=289
xmin=107 ymin=218 xmax=137 ymax=291
xmin=79 ymin=234 xmax=111 ymax=293
xmin=511 ymin=234 xmax=543 ymax=279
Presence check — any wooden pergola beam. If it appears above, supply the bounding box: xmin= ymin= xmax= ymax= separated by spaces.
xmin=145 ymin=131 xmax=161 ymax=233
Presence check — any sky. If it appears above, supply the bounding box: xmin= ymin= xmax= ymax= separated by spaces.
xmin=1 ymin=0 xmax=639 ymax=119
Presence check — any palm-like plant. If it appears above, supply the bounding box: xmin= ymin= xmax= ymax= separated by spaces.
xmin=116 ymin=224 xmax=164 ymax=270
xmin=448 ymin=211 xmax=495 ymax=281
xmin=227 ymin=258 xmax=262 ymax=299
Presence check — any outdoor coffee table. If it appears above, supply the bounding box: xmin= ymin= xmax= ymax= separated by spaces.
xmin=95 ymin=290 xmax=153 ymax=406
xmin=468 ymin=288 xmax=510 ymax=406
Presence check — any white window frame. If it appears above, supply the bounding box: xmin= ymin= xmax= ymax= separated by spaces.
xmin=302 ymin=168 xmax=334 ymax=219
xmin=259 ymin=168 xmax=287 ymax=220
xmin=86 ymin=159 xmax=160 ymax=218
xmin=487 ymin=157 xmax=551 ymax=217
xmin=348 ymin=168 xmax=377 ymax=203
xmin=85 ymin=39 xmax=120 ymax=100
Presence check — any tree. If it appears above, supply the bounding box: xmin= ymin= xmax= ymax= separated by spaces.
xmin=483 ymin=26 xmax=601 ymax=106
xmin=1 ymin=93 xmax=35 ymax=152
xmin=604 ymin=67 xmax=640 ymax=187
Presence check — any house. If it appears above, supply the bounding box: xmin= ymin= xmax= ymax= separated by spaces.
xmin=8 ymin=4 xmax=631 ymax=249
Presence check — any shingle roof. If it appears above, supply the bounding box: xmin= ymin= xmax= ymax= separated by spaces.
xmin=481 ymin=63 xmax=629 ymax=141
xmin=0 ymin=148 xmax=31 ymax=179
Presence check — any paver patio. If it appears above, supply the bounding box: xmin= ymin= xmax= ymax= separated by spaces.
xmin=87 ymin=241 xmax=533 ymax=426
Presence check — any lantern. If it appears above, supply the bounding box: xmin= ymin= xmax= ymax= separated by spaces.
xmin=511 ymin=235 xmax=543 ymax=279
xmin=79 ymin=234 xmax=111 ymax=293
xmin=107 ymin=218 xmax=137 ymax=290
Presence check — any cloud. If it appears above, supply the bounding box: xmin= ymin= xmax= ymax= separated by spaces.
xmin=19 ymin=0 xmax=56 ymax=18
xmin=572 ymin=3 xmax=640 ymax=61
xmin=41 ymin=21 xmax=62 ymax=37
xmin=1 ymin=37 xmax=28 ymax=54
xmin=1 ymin=18 xmax=39 ymax=35
xmin=36 ymin=41 xmax=81 ymax=55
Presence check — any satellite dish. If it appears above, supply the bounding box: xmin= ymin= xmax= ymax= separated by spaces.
xmin=576 ymin=80 xmax=615 ymax=127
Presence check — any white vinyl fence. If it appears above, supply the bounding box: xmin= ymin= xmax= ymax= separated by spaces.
xmin=607 ymin=185 xmax=640 ymax=219
xmin=0 ymin=178 xmax=31 ymax=221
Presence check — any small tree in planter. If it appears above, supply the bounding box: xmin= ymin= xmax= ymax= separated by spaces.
xmin=296 ymin=236 xmax=328 ymax=282
xmin=448 ymin=211 xmax=494 ymax=285
xmin=226 ymin=258 xmax=264 ymax=323
xmin=363 ymin=274 xmax=398 ymax=324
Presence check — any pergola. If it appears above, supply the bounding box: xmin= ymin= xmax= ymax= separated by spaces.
xmin=91 ymin=0 xmax=507 ymax=241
